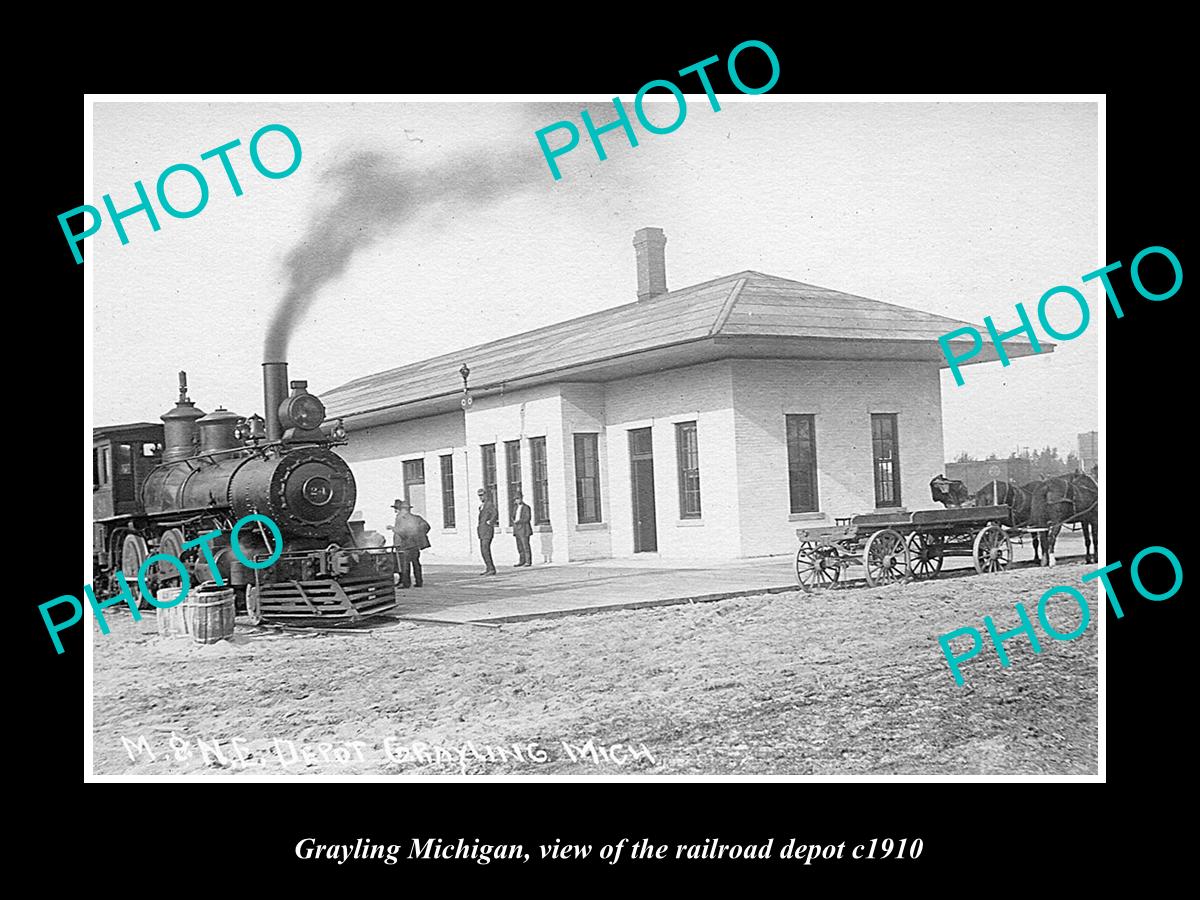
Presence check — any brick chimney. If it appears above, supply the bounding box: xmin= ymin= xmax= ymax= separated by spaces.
xmin=633 ymin=227 xmax=668 ymax=301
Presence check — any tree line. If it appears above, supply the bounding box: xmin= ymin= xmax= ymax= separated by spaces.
xmin=952 ymin=446 xmax=1086 ymax=480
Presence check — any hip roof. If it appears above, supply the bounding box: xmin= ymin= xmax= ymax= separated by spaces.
xmin=323 ymin=270 xmax=1046 ymax=422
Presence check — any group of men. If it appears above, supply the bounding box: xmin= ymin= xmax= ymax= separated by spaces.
xmin=386 ymin=487 xmax=534 ymax=586
xmin=474 ymin=487 xmax=533 ymax=576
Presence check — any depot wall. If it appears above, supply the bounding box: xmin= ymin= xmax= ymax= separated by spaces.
xmin=732 ymin=359 xmax=946 ymax=558
xmin=337 ymin=411 xmax=472 ymax=563
xmin=465 ymin=384 xmax=572 ymax=566
xmin=604 ymin=362 xmax=739 ymax=560
xmin=340 ymin=357 xmax=947 ymax=564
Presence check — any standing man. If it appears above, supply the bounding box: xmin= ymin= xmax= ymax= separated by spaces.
xmin=388 ymin=499 xmax=432 ymax=588
xmin=512 ymin=489 xmax=533 ymax=567
xmin=477 ymin=487 xmax=498 ymax=576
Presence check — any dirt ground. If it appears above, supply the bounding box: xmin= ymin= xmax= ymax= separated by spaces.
xmin=92 ymin=564 xmax=1098 ymax=776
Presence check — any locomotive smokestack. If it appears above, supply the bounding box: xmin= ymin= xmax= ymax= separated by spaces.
xmin=263 ymin=361 xmax=289 ymax=442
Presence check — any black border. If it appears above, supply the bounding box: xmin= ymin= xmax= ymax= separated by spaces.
xmin=25 ymin=29 xmax=1189 ymax=882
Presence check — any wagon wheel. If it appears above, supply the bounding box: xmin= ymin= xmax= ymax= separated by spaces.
xmin=906 ymin=532 xmax=945 ymax=580
xmin=973 ymin=524 xmax=1012 ymax=574
xmin=863 ymin=529 xmax=909 ymax=587
xmin=120 ymin=533 xmax=151 ymax=609
xmin=795 ymin=541 xmax=840 ymax=592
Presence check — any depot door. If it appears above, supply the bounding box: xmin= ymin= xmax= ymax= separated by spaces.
xmin=403 ymin=459 xmax=427 ymax=518
xmin=629 ymin=428 xmax=658 ymax=553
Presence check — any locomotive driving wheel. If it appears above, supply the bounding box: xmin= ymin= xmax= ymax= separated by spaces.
xmin=795 ymin=541 xmax=840 ymax=592
xmin=973 ymin=524 xmax=1012 ymax=574
xmin=120 ymin=534 xmax=151 ymax=609
xmin=906 ymin=531 xmax=945 ymax=580
xmin=153 ymin=528 xmax=186 ymax=595
xmin=863 ymin=529 xmax=909 ymax=587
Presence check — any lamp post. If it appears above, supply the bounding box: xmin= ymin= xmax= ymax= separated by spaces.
xmin=459 ymin=363 xmax=473 ymax=409
xmin=459 ymin=363 xmax=474 ymax=562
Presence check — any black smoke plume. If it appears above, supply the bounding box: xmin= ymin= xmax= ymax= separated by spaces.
xmin=264 ymin=146 xmax=544 ymax=362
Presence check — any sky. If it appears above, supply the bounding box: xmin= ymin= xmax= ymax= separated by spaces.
xmin=91 ymin=100 xmax=1098 ymax=460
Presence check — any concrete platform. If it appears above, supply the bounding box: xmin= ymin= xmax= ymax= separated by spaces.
xmin=386 ymin=530 xmax=1090 ymax=624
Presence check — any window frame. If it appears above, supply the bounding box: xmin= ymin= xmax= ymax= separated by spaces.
xmin=573 ymin=433 xmax=602 ymax=524
xmin=115 ymin=443 xmax=134 ymax=477
xmin=529 ymin=436 xmax=550 ymax=525
xmin=439 ymin=454 xmax=456 ymax=529
xmin=97 ymin=446 xmax=111 ymax=486
xmin=871 ymin=413 xmax=902 ymax=508
xmin=504 ymin=439 xmax=523 ymax=524
xmin=402 ymin=458 xmax=426 ymax=506
xmin=480 ymin=444 xmax=497 ymax=507
xmin=675 ymin=421 xmax=702 ymax=519
xmin=785 ymin=414 xmax=820 ymax=514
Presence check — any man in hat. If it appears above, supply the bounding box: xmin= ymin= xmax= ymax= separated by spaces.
xmin=477 ymin=488 xmax=498 ymax=576
xmin=388 ymin=498 xmax=431 ymax=588
xmin=512 ymin=489 xmax=533 ymax=567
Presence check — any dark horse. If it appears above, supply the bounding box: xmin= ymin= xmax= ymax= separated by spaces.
xmin=974 ymin=480 xmax=1046 ymax=562
xmin=973 ymin=479 xmax=1031 ymax=518
xmin=1028 ymin=473 xmax=1099 ymax=565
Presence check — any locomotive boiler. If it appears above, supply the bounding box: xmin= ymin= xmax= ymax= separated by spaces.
xmin=92 ymin=363 xmax=399 ymax=623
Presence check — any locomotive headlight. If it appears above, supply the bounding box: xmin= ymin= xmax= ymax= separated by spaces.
xmin=286 ymin=394 xmax=326 ymax=430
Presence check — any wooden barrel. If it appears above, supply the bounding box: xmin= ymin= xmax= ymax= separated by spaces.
xmin=156 ymin=586 xmax=190 ymax=637
xmin=185 ymin=585 xmax=236 ymax=644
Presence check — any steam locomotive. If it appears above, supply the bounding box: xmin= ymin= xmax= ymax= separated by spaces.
xmin=91 ymin=362 xmax=399 ymax=623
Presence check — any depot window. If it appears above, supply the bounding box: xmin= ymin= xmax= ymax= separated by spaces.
xmin=675 ymin=421 xmax=701 ymax=519
xmin=871 ymin=413 xmax=901 ymax=508
xmin=786 ymin=415 xmax=819 ymax=513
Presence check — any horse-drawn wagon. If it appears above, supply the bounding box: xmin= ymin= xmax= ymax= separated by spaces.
xmin=794 ymin=505 xmax=1014 ymax=591
xmin=793 ymin=471 xmax=1098 ymax=591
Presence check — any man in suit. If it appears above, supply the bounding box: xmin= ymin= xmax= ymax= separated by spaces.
xmin=512 ymin=489 xmax=533 ymax=567
xmin=477 ymin=487 xmax=498 ymax=576
xmin=388 ymin=499 xmax=431 ymax=588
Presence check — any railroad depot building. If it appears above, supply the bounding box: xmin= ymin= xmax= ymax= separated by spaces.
xmin=323 ymin=229 xmax=1039 ymax=565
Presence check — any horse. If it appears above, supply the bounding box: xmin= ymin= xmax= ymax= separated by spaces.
xmin=975 ymin=479 xmax=1044 ymax=563
xmin=1028 ymin=473 xmax=1099 ymax=565
xmin=973 ymin=479 xmax=1029 ymax=518
xmin=930 ymin=475 xmax=973 ymax=508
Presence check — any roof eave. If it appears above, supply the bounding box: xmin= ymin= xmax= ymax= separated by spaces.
xmin=937 ymin=338 xmax=1056 ymax=368
xmin=326 ymin=333 xmax=1021 ymax=426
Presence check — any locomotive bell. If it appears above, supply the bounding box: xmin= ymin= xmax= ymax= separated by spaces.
xmin=244 ymin=414 xmax=266 ymax=441
xmin=279 ymin=380 xmax=327 ymax=442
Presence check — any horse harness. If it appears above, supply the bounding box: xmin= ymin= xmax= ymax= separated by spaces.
xmin=1048 ymin=476 xmax=1098 ymax=526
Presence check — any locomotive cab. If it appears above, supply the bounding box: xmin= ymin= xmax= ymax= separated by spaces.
xmin=93 ymin=424 xmax=164 ymax=520
xmin=91 ymin=367 xmax=398 ymax=624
